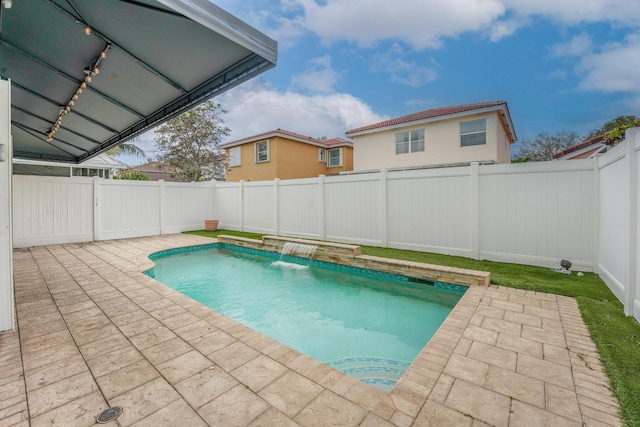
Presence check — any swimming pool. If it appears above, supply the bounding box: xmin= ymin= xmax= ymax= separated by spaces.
xmin=146 ymin=243 xmax=467 ymax=391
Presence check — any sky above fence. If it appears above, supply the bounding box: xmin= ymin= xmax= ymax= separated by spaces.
xmin=115 ymin=0 xmax=640 ymax=166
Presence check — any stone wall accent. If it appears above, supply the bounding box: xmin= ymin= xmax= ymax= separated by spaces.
xmin=217 ymin=235 xmax=490 ymax=287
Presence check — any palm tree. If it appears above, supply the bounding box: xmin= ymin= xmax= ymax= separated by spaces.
xmin=104 ymin=139 xmax=146 ymax=159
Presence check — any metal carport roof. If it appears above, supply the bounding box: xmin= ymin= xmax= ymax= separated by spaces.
xmin=0 ymin=0 xmax=277 ymax=163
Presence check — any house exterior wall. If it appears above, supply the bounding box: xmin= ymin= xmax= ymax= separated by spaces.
xmin=353 ymin=111 xmax=511 ymax=171
xmin=225 ymin=136 xmax=353 ymax=181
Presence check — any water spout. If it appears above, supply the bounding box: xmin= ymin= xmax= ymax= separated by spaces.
xmin=281 ymin=242 xmax=318 ymax=258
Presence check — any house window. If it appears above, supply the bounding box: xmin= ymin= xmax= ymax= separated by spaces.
xmin=460 ymin=119 xmax=487 ymax=147
xmin=328 ymin=148 xmax=342 ymax=167
xmin=395 ymin=129 xmax=425 ymax=154
xmin=319 ymin=148 xmax=326 ymax=162
xmin=229 ymin=146 xmax=241 ymax=167
xmin=255 ymin=140 xmax=269 ymax=163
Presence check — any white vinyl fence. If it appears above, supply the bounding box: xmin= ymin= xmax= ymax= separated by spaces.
xmin=13 ymin=176 xmax=215 ymax=247
xmin=11 ymin=129 xmax=640 ymax=321
xmin=214 ymin=161 xmax=596 ymax=270
xmin=596 ymin=128 xmax=640 ymax=318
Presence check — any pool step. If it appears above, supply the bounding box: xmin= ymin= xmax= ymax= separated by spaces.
xmin=327 ymin=357 xmax=411 ymax=392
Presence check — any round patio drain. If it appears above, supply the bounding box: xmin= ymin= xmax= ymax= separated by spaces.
xmin=96 ymin=406 xmax=123 ymax=424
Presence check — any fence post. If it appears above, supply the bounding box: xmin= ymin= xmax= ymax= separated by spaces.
xmin=159 ymin=180 xmax=165 ymax=235
xmin=593 ymin=157 xmax=600 ymax=274
xmin=625 ymin=129 xmax=638 ymax=316
xmin=470 ymin=162 xmax=480 ymax=260
xmin=319 ymin=175 xmax=325 ymax=241
xmin=239 ymin=180 xmax=245 ymax=232
xmin=380 ymin=169 xmax=388 ymax=247
xmin=211 ymin=179 xmax=220 ymax=219
xmin=93 ymin=177 xmax=100 ymax=241
xmin=274 ymin=178 xmax=280 ymax=236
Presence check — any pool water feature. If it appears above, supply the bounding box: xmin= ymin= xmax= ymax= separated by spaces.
xmin=280 ymin=241 xmax=318 ymax=258
xmin=273 ymin=241 xmax=318 ymax=269
xmin=146 ymin=244 xmax=467 ymax=391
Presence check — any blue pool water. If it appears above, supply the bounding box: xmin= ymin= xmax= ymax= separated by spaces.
xmin=146 ymin=244 xmax=466 ymax=391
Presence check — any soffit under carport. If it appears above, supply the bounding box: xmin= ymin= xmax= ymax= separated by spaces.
xmin=0 ymin=0 xmax=277 ymax=163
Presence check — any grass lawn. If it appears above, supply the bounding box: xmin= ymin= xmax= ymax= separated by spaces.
xmin=185 ymin=229 xmax=640 ymax=426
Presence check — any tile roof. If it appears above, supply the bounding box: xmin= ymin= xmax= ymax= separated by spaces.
xmin=346 ymin=101 xmax=509 ymax=135
xmin=552 ymin=132 xmax=609 ymax=159
xmin=129 ymin=161 xmax=182 ymax=182
xmin=220 ymin=129 xmax=352 ymax=148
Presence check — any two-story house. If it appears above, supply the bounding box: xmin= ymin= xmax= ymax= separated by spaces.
xmin=221 ymin=129 xmax=353 ymax=181
xmin=346 ymin=101 xmax=517 ymax=171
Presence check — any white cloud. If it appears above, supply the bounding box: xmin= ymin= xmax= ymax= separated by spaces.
xmin=217 ymin=81 xmax=389 ymax=141
xmin=489 ymin=18 xmax=524 ymax=42
xmin=371 ymin=46 xmax=438 ymax=87
xmin=291 ymin=55 xmax=341 ymax=93
xmin=551 ymin=33 xmax=593 ymax=57
xmin=271 ymin=0 xmax=640 ymax=50
xmin=547 ymin=69 xmax=568 ymax=80
xmin=291 ymin=0 xmax=505 ymax=50
xmin=500 ymin=0 xmax=640 ymax=26
xmin=578 ymin=33 xmax=640 ymax=93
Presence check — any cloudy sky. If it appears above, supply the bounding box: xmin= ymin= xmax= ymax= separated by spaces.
xmin=118 ymin=0 xmax=640 ymax=165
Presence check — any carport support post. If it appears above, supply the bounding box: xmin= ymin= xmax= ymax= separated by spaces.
xmin=0 ymin=78 xmax=14 ymax=332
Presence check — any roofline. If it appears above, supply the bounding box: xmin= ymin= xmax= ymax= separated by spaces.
xmin=13 ymin=154 xmax=128 ymax=169
xmin=346 ymin=103 xmax=518 ymax=143
xmin=553 ymin=133 xmax=609 ymax=159
xmin=221 ymin=129 xmax=353 ymax=149
xmin=158 ymin=0 xmax=277 ymax=65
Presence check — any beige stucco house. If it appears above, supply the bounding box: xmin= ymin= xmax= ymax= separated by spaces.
xmin=346 ymin=101 xmax=517 ymax=171
xmin=221 ymin=129 xmax=353 ymax=181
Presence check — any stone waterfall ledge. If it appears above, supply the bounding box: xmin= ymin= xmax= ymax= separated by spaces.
xmin=216 ymin=235 xmax=490 ymax=287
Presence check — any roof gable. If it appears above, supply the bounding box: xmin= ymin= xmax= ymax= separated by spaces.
xmin=346 ymin=101 xmax=517 ymax=143
xmin=553 ymin=133 xmax=609 ymax=159
xmin=221 ymin=128 xmax=353 ymax=149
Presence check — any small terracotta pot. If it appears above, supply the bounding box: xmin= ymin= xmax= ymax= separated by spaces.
xmin=204 ymin=220 xmax=219 ymax=231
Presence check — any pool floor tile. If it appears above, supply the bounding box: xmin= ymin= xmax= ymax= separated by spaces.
xmin=3 ymin=234 xmax=624 ymax=427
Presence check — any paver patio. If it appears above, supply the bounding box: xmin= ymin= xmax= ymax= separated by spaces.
xmin=0 ymin=234 xmax=622 ymax=426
